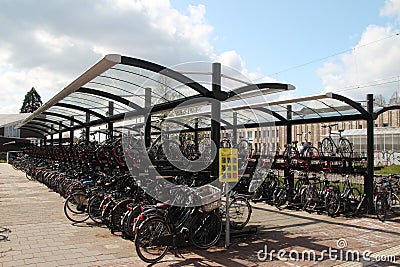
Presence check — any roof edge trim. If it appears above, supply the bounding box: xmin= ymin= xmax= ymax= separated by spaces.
xmin=17 ymin=54 xmax=121 ymax=128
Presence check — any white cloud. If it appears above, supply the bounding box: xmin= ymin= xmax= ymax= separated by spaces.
xmin=318 ymin=22 xmax=400 ymax=101
xmin=0 ymin=0 xmax=278 ymax=113
xmin=215 ymin=50 xmax=278 ymax=84
xmin=318 ymin=0 xmax=400 ymax=101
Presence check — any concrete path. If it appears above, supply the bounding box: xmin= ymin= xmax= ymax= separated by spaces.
xmin=0 ymin=163 xmax=399 ymax=266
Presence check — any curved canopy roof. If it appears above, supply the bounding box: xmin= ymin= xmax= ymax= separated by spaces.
xmin=19 ymin=54 xmax=395 ymax=137
xmin=17 ymin=54 xmax=295 ymax=136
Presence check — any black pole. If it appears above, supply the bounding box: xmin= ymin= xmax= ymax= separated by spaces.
xmin=233 ymin=112 xmax=238 ymax=147
xmin=365 ymin=94 xmax=374 ymax=212
xmin=58 ymin=122 xmax=62 ymax=146
xmin=108 ymin=101 xmax=114 ymax=139
xmin=145 ymin=87 xmax=152 ymax=148
xmin=85 ymin=113 xmax=90 ymax=142
xmin=69 ymin=116 xmax=74 ymax=147
xmin=211 ymin=63 xmax=221 ymax=179
xmin=286 ymin=105 xmax=294 ymax=191
xmin=50 ymin=125 xmax=54 ymax=146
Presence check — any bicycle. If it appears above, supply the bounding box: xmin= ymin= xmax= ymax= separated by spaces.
xmin=249 ymin=168 xmax=281 ymax=204
xmin=282 ymin=132 xmax=320 ymax=170
xmin=325 ymin=175 xmax=362 ymax=217
xmin=219 ymin=191 xmax=252 ymax=230
xmin=319 ymin=124 xmax=353 ymax=158
xmin=273 ymin=171 xmax=310 ymax=210
xmin=375 ymin=175 xmax=400 ymax=222
xmin=134 ymin=200 xmax=222 ymax=263
xmin=302 ymin=173 xmax=328 ymax=213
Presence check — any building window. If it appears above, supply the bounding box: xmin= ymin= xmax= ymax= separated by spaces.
xmin=247 ymin=131 xmax=253 ymax=139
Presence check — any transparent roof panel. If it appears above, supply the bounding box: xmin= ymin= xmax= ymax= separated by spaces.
xmin=18 ymin=54 xmax=295 ymax=135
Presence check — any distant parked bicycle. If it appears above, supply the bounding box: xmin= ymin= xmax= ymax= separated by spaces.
xmin=375 ymin=175 xmax=400 ymax=222
xmin=325 ymin=175 xmax=362 ymax=217
xmin=319 ymin=124 xmax=353 ymax=158
xmin=282 ymin=131 xmax=320 ymax=170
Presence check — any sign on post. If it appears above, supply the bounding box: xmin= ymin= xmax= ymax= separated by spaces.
xmin=219 ymin=148 xmax=238 ymax=183
xmin=219 ymin=147 xmax=238 ymax=248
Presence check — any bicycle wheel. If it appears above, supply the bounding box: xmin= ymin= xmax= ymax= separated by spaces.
xmin=110 ymin=199 xmax=134 ymax=232
xmin=88 ymin=194 xmax=104 ymax=224
xmin=320 ymin=138 xmax=334 ymax=157
xmin=348 ymin=187 xmax=362 ymax=212
xmin=122 ymin=204 xmax=141 ymax=239
xmin=375 ymin=194 xmax=387 ymax=222
xmin=101 ymin=199 xmax=115 ymax=227
xmin=189 ymin=211 xmax=222 ymax=249
xmin=390 ymin=193 xmax=400 ymax=215
xmin=228 ymin=196 xmax=252 ymax=230
xmin=64 ymin=192 xmax=90 ymax=223
xmin=135 ymin=217 xmax=171 ymax=263
xmin=274 ymin=187 xmax=289 ymax=210
xmin=325 ymin=191 xmax=341 ymax=217
xmin=339 ymin=138 xmax=353 ymax=158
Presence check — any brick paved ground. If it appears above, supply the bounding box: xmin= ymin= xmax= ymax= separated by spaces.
xmin=1 ymin=163 xmax=399 ymax=267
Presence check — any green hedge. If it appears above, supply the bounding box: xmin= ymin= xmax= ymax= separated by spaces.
xmin=374 ymin=165 xmax=400 ymax=175
xmin=0 ymin=152 xmax=6 ymax=163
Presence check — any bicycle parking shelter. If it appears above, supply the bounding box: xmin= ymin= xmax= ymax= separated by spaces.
xmin=17 ymin=54 xmax=400 ymax=212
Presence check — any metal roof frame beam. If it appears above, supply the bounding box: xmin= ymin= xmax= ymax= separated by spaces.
xmin=77 ymin=87 xmax=143 ymax=111
xmin=55 ymin=103 xmax=108 ymax=121
xmin=32 ymin=118 xmax=70 ymax=130
xmin=42 ymin=112 xmax=85 ymax=127
xmin=375 ymin=105 xmax=400 ymax=117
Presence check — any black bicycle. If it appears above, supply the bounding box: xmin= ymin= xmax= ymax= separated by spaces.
xmin=319 ymin=124 xmax=353 ymax=158
xmin=134 ymin=200 xmax=222 ymax=263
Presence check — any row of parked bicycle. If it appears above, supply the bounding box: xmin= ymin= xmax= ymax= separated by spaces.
xmin=11 ymin=141 xmax=253 ymax=263
xmin=250 ymin=169 xmax=400 ymax=222
xmin=9 ymin=126 xmax=398 ymax=263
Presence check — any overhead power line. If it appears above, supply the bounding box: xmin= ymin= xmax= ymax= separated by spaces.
xmin=266 ymin=32 xmax=400 ymax=77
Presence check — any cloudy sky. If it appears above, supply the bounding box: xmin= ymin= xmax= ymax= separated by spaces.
xmin=0 ymin=0 xmax=400 ymax=113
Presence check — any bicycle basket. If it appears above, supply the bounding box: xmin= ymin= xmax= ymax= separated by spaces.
xmin=194 ymin=184 xmax=222 ymax=209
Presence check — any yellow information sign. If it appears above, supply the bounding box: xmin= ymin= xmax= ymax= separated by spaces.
xmin=219 ymin=148 xmax=238 ymax=183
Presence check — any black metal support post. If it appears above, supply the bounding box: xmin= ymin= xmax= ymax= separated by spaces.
xmin=50 ymin=126 xmax=54 ymax=146
xmin=85 ymin=113 xmax=90 ymax=142
xmin=58 ymin=122 xmax=62 ymax=146
xmin=145 ymin=88 xmax=152 ymax=148
xmin=285 ymin=105 xmax=294 ymax=190
xmin=211 ymin=63 xmax=221 ymax=179
xmin=108 ymin=101 xmax=114 ymax=139
xmin=232 ymin=112 xmax=238 ymax=147
xmin=365 ymin=94 xmax=375 ymax=212
xmin=69 ymin=116 xmax=74 ymax=147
